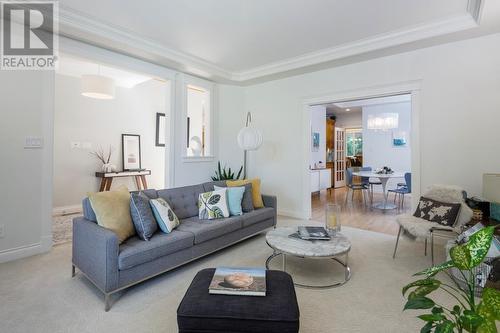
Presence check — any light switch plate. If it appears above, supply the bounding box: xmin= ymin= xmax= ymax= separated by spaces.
xmin=24 ymin=137 xmax=43 ymax=149
xmin=82 ymin=142 xmax=92 ymax=149
xmin=70 ymin=141 xmax=81 ymax=149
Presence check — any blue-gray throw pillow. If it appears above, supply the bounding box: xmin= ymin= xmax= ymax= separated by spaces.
xmin=241 ymin=183 xmax=254 ymax=213
xmin=130 ymin=192 xmax=158 ymax=241
xmin=214 ymin=185 xmax=245 ymax=216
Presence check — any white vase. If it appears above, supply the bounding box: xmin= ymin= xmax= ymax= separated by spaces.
xmin=102 ymin=163 xmax=116 ymax=172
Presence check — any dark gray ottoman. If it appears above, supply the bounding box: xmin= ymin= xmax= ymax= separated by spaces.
xmin=177 ymin=268 xmax=300 ymax=333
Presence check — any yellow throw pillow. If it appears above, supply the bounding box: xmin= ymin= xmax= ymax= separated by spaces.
xmin=88 ymin=186 xmax=135 ymax=243
xmin=227 ymin=178 xmax=264 ymax=208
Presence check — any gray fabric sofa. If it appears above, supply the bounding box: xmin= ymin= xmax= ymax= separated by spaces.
xmin=72 ymin=181 xmax=277 ymax=311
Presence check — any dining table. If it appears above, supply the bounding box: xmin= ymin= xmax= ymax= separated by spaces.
xmin=352 ymin=171 xmax=405 ymax=210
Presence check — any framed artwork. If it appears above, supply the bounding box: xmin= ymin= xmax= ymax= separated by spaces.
xmin=312 ymin=132 xmax=320 ymax=152
xmin=392 ymin=131 xmax=407 ymax=147
xmin=122 ymin=134 xmax=141 ymax=171
xmin=155 ymin=113 xmax=166 ymax=147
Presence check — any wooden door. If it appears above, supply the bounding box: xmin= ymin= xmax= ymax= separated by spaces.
xmin=334 ymin=127 xmax=346 ymax=188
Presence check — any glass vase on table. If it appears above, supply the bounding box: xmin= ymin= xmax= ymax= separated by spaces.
xmin=325 ymin=204 xmax=341 ymax=236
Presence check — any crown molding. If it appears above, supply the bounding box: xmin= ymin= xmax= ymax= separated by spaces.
xmin=57 ymin=6 xmax=233 ymax=80
xmin=233 ymin=10 xmax=481 ymax=81
xmin=57 ymin=1 xmax=482 ymax=84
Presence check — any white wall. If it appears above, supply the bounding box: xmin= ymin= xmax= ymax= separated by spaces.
xmin=0 ymin=70 xmax=54 ymax=262
xmin=239 ymin=32 xmax=500 ymax=218
xmin=53 ymin=74 xmax=168 ymax=208
xmin=334 ymin=112 xmax=362 ymax=128
xmin=309 ymin=105 xmax=326 ymax=168
xmin=363 ymin=102 xmax=411 ymax=190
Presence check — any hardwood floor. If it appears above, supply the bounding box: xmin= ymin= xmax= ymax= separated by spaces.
xmin=311 ymin=187 xmax=412 ymax=236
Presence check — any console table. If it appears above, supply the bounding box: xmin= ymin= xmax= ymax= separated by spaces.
xmin=95 ymin=170 xmax=151 ymax=191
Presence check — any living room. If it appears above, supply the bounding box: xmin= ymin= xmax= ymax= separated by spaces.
xmin=1 ymin=1 xmax=500 ymax=332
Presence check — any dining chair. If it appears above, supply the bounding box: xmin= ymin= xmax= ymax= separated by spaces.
xmin=344 ymin=167 xmax=369 ymax=207
xmin=392 ymin=185 xmax=472 ymax=265
xmin=360 ymin=166 xmax=382 ymax=205
xmin=388 ymin=172 xmax=411 ymax=210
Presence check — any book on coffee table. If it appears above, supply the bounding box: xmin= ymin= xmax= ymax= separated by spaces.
xmin=209 ymin=267 xmax=266 ymax=296
xmin=297 ymin=226 xmax=331 ymax=240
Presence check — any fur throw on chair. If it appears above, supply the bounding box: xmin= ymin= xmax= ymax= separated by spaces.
xmin=396 ymin=184 xmax=473 ymax=240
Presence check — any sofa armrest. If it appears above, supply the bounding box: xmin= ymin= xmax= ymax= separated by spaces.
xmin=72 ymin=217 xmax=119 ymax=293
xmin=262 ymin=194 xmax=277 ymax=210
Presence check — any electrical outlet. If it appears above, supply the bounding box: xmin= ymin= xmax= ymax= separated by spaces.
xmin=70 ymin=141 xmax=81 ymax=149
xmin=0 ymin=224 xmax=5 ymax=238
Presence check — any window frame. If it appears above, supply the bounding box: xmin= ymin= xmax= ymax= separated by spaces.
xmin=181 ymin=75 xmax=215 ymax=163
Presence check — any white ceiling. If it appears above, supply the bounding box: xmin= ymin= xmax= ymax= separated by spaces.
xmin=57 ymin=54 xmax=153 ymax=88
xmin=57 ymin=0 xmax=500 ymax=83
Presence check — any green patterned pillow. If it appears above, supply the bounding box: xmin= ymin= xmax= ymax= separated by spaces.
xmin=198 ymin=189 xmax=230 ymax=220
xmin=150 ymin=198 xmax=180 ymax=233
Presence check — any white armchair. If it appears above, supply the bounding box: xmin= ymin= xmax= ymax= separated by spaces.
xmin=393 ymin=185 xmax=473 ymax=264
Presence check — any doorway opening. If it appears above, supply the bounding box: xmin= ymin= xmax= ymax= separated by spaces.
xmin=51 ymin=53 xmax=172 ymax=245
xmin=308 ymin=92 xmax=415 ymax=236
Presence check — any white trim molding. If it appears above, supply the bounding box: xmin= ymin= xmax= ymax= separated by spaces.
xmin=56 ymin=2 xmax=483 ymax=84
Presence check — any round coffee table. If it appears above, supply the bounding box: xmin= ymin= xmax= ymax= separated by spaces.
xmin=265 ymin=227 xmax=352 ymax=289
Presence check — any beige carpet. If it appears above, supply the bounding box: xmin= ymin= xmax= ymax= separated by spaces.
xmin=1 ymin=217 xmax=455 ymax=333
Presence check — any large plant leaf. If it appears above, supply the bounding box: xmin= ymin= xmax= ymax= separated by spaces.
xmin=450 ymin=244 xmax=473 ymax=270
xmin=404 ymin=296 xmax=435 ymax=310
xmin=459 ymin=310 xmax=484 ymax=332
xmin=208 ymin=194 xmax=221 ymax=205
xmin=420 ymin=322 xmax=433 ymax=333
xmin=199 ymin=208 xmax=208 ymax=219
xmin=466 ymin=226 xmax=495 ymax=268
xmin=481 ymin=288 xmax=500 ymax=320
xmin=418 ymin=314 xmax=445 ymax=322
xmin=236 ymin=166 xmax=243 ymax=180
xmin=415 ymin=261 xmax=455 ymax=277
xmin=403 ymin=279 xmax=441 ymax=297
xmin=434 ymin=320 xmax=455 ymax=333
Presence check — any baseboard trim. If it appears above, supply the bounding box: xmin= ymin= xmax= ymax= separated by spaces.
xmin=278 ymin=209 xmax=306 ymax=219
xmin=53 ymin=205 xmax=82 ymax=216
xmin=0 ymin=242 xmax=49 ymax=264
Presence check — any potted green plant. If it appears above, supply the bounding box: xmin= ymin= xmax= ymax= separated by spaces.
xmin=402 ymin=226 xmax=499 ymax=333
xmin=211 ymin=161 xmax=243 ymax=181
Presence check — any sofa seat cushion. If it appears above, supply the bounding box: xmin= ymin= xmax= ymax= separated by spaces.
xmin=241 ymin=207 xmax=275 ymax=227
xmin=177 ymin=216 xmax=243 ymax=244
xmin=118 ymin=230 xmax=194 ymax=270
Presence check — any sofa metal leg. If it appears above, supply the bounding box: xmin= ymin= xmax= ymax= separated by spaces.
xmin=71 ymin=264 xmax=76 ymax=278
xmin=393 ymin=226 xmax=402 ymax=259
xmin=424 ymin=238 xmax=428 ymax=256
xmin=104 ymin=293 xmax=111 ymax=312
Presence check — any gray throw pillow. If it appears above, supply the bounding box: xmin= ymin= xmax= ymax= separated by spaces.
xmin=241 ymin=183 xmax=254 ymax=213
xmin=130 ymin=192 xmax=158 ymax=240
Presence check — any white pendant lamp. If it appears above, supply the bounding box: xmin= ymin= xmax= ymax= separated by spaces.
xmin=237 ymin=112 xmax=263 ymax=179
xmin=367 ymin=113 xmax=398 ymax=131
xmin=81 ymin=65 xmax=115 ymax=100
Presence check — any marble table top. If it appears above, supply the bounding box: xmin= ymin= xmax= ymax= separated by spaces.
xmin=266 ymin=227 xmax=351 ymax=258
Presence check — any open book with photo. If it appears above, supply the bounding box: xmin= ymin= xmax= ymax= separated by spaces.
xmin=297 ymin=226 xmax=331 ymax=240
xmin=209 ymin=267 xmax=266 ymax=296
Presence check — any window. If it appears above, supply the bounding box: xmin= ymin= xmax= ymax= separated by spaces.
xmin=346 ymin=129 xmax=362 ymax=157
xmin=184 ymin=79 xmax=212 ymax=159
